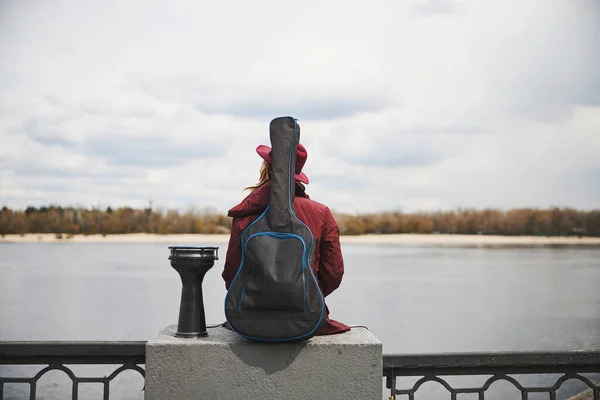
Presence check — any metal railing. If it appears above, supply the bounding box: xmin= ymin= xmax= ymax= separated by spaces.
xmin=383 ymin=351 xmax=600 ymax=399
xmin=2 ymin=342 xmax=600 ymax=399
xmin=0 ymin=341 xmax=145 ymax=400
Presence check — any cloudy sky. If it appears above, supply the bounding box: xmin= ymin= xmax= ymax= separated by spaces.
xmin=0 ymin=0 xmax=599 ymax=214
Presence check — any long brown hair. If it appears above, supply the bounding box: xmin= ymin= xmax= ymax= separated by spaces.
xmin=244 ymin=160 xmax=271 ymax=191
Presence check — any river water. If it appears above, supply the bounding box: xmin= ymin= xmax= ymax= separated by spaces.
xmin=1 ymin=241 xmax=599 ymax=399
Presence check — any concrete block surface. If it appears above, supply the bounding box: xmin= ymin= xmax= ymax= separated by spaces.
xmin=145 ymin=325 xmax=382 ymax=400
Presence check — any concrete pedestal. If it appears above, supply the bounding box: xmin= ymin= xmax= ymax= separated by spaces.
xmin=145 ymin=325 xmax=382 ymax=400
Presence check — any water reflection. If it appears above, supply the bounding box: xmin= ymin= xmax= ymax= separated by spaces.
xmin=1 ymin=242 xmax=599 ymax=399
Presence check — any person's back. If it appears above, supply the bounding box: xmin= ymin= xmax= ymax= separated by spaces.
xmin=222 ymin=141 xmax=349 ymax=336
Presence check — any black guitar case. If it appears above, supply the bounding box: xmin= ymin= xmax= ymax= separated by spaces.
xmin=224 ymin=116 xmax=326 ymax=342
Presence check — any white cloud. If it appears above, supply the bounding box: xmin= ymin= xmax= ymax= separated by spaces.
xmin=0 ymin=0 xmax=599 ymax=213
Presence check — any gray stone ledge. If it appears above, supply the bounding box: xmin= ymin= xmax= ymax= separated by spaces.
xmin=145 ymin=325 xmax=382 ymax=400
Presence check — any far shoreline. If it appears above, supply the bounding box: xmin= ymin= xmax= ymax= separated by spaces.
xmin=2 ymin=233 xmax=600 ymax=246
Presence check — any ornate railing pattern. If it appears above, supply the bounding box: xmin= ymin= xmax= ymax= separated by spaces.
xmin=2 ymin=342 xmax=600 ymax=399
xmin=0 ymin=342 xmax=146 ymax=400
xmin=383 ymin=351 xmax=600 ymax=400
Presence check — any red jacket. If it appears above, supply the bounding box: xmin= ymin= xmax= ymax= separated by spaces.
xmin=222 ymin=181 xmax=350 ymax=335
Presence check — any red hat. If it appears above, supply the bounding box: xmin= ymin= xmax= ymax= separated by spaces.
xmin=256 ymin=143 xmax=309 ymax=184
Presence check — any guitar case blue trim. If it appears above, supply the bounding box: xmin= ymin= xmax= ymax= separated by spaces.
xmin=224 ymin=116 xmax=326 ymax=342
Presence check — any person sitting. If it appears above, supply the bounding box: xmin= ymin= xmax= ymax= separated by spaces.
xmin=222 ymin=142 xmax=350 ymax=335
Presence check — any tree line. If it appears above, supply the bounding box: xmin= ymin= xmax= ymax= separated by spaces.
xmin=1 ymin=205 xmax=599 ymax=237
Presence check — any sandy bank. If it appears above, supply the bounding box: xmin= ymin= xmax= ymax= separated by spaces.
xmin=1 ymin=233 xmax=600 ymax=246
